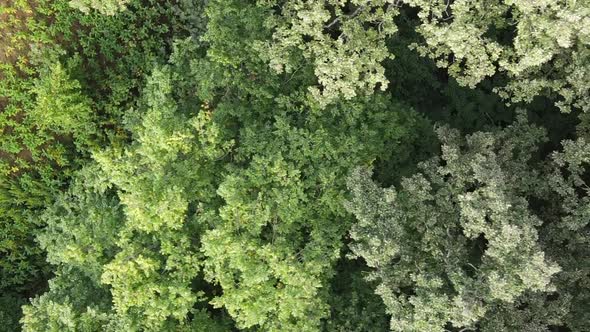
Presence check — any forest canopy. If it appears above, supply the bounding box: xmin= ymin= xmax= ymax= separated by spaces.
xmin=0 ymin=0 xmax=588 ymax=331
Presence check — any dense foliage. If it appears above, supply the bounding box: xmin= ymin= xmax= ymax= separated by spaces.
xmin=1 ymin=0 xmax=588 ymax=331
xmin=346 ymin=113 xmax=589 ymax=331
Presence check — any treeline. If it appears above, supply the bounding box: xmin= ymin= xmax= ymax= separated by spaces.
xmin=0 ymin=1 xmax=588 ymax=331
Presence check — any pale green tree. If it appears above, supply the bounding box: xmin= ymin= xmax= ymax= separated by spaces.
xmin=69 ymin=0 xmax=129 ymax=15
xmin=407 ymin=0 xmax=590 ymax=112
xmin=253 ymin=1 xmax=589 ymax=111
xmin=346 ymin=113 xmax=589 ymax=331
xmin=256 ymin=0 xmax=399 ymax=107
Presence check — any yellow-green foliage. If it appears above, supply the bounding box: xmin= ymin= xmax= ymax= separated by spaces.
xmin=0 ymin=0 xmax=208 ymax=329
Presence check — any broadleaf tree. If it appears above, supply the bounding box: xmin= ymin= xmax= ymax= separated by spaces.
xmin=346 ymin=113 xmax=590 ymax=331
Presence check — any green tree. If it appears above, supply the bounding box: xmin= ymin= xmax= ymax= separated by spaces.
xmin=346 ymin=113 xmax=590 ymax=331
xmin=0 ymin=59 xmax=94 ymax=304
xmin=406 ymin=0 xmax=590 ymax=112
xmin=191 ymin=3 xmax=434 ymax=329
xmin=22 ymin=61 xmax=233 ymax=330
xmin=1 ymin=0 xmax=208 ymax=326
xmin=256 ymin=0 xmax=399 ymax=107
xmin=250 ymin=1 xmax=589 ymax=112
xmin=200 ymin=97 xmax=424 ymax=331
